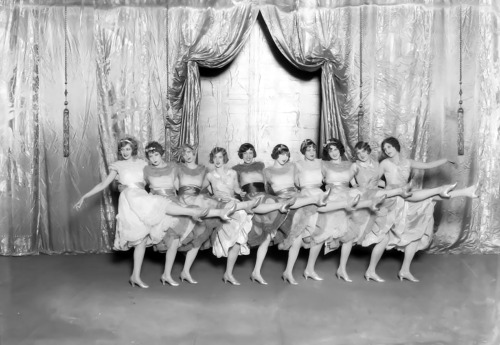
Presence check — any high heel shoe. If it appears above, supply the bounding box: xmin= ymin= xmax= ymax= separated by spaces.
xmin=220 ymin=203 xmax=237 ymax=221
xmin=282 ymin=272 xmax=298 ymax=285
xmin=192 ymin=208 xmax=209 ymax=222
xmin=398 ymin=271 xmax=419 ymax=282
xmin=279 ymin=197 xmax=297 ymax=213
xmin=129 ymin=277 xmax=149 ymax=289
xmin=346 ymin=194 xmax=361 ymax=211
xmin=336 ymin=269 xmax=353 ymax=283
xmin=160 ymin=274 xmax=179 ymax=287
xmin=303 ymin=270 xmax=323 ymax=281
xmin=317 ymin=188 xmax=332 ymax=207
xmin=440 ymin=182 xmax=457 ymax=198
xmin=180 ymin=272 xmax=198 ymax=284
xmin=250 ymin=273 xmax=268 ymax=285
xmin=364 ymin=272 xmax=385 ymax=283
xmin=223 ymin=273 xmax=241 ymax=286
xmin=370 ymin=194 xmax=387 ymax=212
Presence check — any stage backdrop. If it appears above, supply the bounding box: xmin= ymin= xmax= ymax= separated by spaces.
xmin=0 ymin=0 xmax=499 ymax=255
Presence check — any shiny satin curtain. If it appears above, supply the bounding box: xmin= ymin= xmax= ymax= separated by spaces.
xmin=260 ymin=0 xmax=500 ymax=253
xmin=166 ymin=0 xmax=258 ymax=160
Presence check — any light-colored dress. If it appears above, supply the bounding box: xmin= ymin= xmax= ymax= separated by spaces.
xmin=312 ymin=160 xmax=365 ymax=252
xmin=207 ymin=168 xmax=253 ymax=258
xmin=232 ymin=162 xmax=288 ymax=247
xmin=109 ymin=159 xmax=178 ymax=251
xmin=144 ymin=163 xmax=196 ymax=251
xmin=382 ymin=159 xmax=435 ymax=251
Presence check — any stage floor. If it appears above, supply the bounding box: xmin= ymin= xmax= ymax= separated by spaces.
xmin=1 ymin=247 xmax=499 ymax=345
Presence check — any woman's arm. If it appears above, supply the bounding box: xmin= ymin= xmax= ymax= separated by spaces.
xmin=74 ymin=170 xmax=118 ymax=209
xmin=410 ymin=158 xmax=453 ymax=170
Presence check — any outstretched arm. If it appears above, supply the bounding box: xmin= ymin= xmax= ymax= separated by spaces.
xmin=74 ymin=170 xmax=118 ymax=209
xmin=410 ymin=158 xmax=454 ymax=170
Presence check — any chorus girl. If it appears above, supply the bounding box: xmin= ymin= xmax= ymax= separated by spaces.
xmin=311 ymin=139 xmax=387 ymax=282
xmin=377 ymin=137 xmax=478 ymax=282
xmin=206 ymin=147 xmax=260 ymax=285
xmin=232 ymin=143 xmax=295 ymax=285
xmin=264 ymin=142 xmax=361 ymax=285
xmin=174 ymin=144 xmax=237 ymax=284
xmin=74 ymin=137 xmax=209 ymax=288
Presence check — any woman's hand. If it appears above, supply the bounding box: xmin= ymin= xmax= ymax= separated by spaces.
xmin=74 ymin=197 xmax=85 ymax=210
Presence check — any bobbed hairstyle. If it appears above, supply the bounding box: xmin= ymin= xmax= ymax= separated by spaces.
xmin=380 ymin=137 xmax=401 ymax=159
xmin=322 ymin=138 xmax=345 ymax=160
xmin=209 ymin=147 xmax=229 ymax=164
xmin=238 ymin=143 xmax=256 ymax=159
xmin=117 ymin=136 xmax=139 ymax=159
xmin=354 ymin=141 xmax=372 ymax=154
xmin=179 ymin=144 xmax=196 ymax=163
xmin=271 ymin=144 xmax=290 ymax=160
xmin=300 ymin=139 xmax=317 ymax=154
xmin=145 ymin=141 xmax=165 ymax=157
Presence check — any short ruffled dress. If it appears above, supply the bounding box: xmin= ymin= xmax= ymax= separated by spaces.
xmin=264 ymin=162 xmax=317 ymax=250
xmin=109 ymin=159 xmax=179 ymax=251
xmin=311 ymin=161 xmax=366 ymax=252
xmin=233 ymin=162 xmax=288 ymax=247
xmin=176 ymin=164 xmax=223 ymax=252
xmin=383 ymin=159 xmax=435 ymax=252
xmin=144 ymin=164 xmax=197 ymax=252
xmin=208 ymin=168 xmax=253 ymax=258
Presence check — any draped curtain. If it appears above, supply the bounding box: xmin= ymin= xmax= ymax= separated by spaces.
xmin=0 ymin=0 xmax=499 ymax=255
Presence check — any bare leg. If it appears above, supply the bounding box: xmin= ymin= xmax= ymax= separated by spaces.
xmin=282 ymin=236 xmax=302 ymax=285
xmin=223 ymin=244 xmax=241 ymax=285
xmin=251 ymin=234 xmax=271 ymax=285
xmin=180 ymin=246 xmax=200 ymax=284
xmin=434 ymin=184 xmax=479 ymax=200
xmin=129 ymin=239 xmax=148 ymax=288
xmin=398 ymin=241 xmax=419 ymax=282
xmin=336 ymin=241 xmax=353 ymax=282
xmin=365 ymin=235 xmax=389 ymax=282
xmin=304 ymin=243 xmax=323 ymax=280
xmin=161 ymin=238 xmax=180 ymax=286
xmin=252 ymin=202 xmax=285 ymax=214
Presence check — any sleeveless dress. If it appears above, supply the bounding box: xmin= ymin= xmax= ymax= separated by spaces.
xmin=207 ymin=168 xmax=253 ymax=258
xmin=354 ymin=159 xmax=391 ymax=247
xmin=143 ymin=163 xmax=197 ymax=252
xmin=109 ymin=159 xmax=179 ymax=250
xmin=264 ymin=163 xmax=314 ymax=250
xmin=312 ymin=160 xmax=365 ymax=252
xmin=382 ymin=159 xmax=435 ymax=251
xmin=176 ymin=164 xmax=223 ymax=251
xmin=232 ymin=162 xmax=288 ymax=247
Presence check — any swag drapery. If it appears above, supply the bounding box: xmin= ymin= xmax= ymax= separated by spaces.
xmin=0 ymin=0 xmax=499 ymax=255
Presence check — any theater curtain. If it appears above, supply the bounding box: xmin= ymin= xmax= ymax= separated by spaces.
xmin=260 ymin=0 xmax=500 ymax=253
xmin=165 ymin=1 xmax=258 ymax=160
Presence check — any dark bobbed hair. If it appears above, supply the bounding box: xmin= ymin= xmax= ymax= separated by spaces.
xmin=238 ymin=143 xmax=256 ymax=159
xmin=354 ymin=141 xmax=372 ymax=154
xmin=179 ymin=144 xmax=196 ymax=163
xmin=271 ymin=144 xmax=290 ymax=160
xmin=300 ymin=139 xmax=317 ymax=154
xmin=145 ymin=141 xmax=165 ymax=157
xmin=380 ymin=137 xmax=401 ymax=160
xmin=118 ymin=136 xmax=138 ymax=159
xmin=322 ymin=138 xmax=345 ymax=160
xmin=209 ymin=147 xmax=229 ymax=164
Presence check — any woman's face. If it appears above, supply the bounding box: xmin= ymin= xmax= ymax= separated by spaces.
xmin=383 ymin=143 xmax=397 ymax=158
xmin=304 ymin=145 xmax=316 ymax=161
xmin=182 ymin=148 xmax=195 ymax=163
xmin=120 ymin=144 xmax=133 ymax=160
xmin=148 ymin=151 xmax=163 ymax=166
xmin=213 ymin=152 xmax=225 ymax=168
xmin=356 ymin=148 xmax=370 ymax=162
xmin=276 ymin=153 xmax=289 ymax=165
xmin=242 ymin=149 xmax=254 ymax=164
xmin=328 ymin=145 xmax=341 ymax=160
